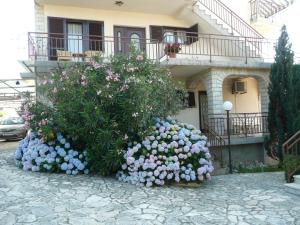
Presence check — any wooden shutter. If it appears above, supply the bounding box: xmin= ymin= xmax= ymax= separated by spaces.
xmin=89 ymin=22 xmax=103 ymax=51
xmin=150 ymin=26 xmax=163 ymax=42
xmin=48 ymin=17 xmax=64 ymax=60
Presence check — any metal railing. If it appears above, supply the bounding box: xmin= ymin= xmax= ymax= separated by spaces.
xmin=283 ymin=130 xmax=300 ymax=156
xmin=29 ymin=32 xmax=276 ymax=63
xmin=196 ymin=0 xmax=264 ymax=38
xmin=250 ymin=0 xmax=291 ymax=21
xmin=207 ymin=112 xmax=268 ymax=137
xmin=28 ymin=32 xmax=160 ymax=62
xmin=162 ymin=33 xmax=275 ymax=63
xmin=282 ymin=130 xmax=300 ymax=182
xmin=202 ymin=121 xmax=226 ymax=166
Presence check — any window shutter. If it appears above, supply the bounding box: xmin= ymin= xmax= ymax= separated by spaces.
xmin=89 ymin=22 xmax=103 ymax=51
xmin=48 ymin=17 xmax=65 ymax=60
xmin=150 ymin=26 xmax=163 ymax=42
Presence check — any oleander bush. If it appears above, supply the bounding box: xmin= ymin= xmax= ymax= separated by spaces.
xmin=17 ymin=51 xmax=185 ymax=176
xmin=117 ymin=117 xmax=213 ymax=186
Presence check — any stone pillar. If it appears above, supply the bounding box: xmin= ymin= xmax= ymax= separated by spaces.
xmin=204 ymin=71 xmax=225 ymax=115
xmin=35 ymin=3 xmax=45 ymax=33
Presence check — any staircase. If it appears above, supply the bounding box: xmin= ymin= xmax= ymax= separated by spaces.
xmin=285 ymin=175 xmax=300 ymax=196
xmin=283 ymin=130 xmax=300 ymax=195
xmin=250 ymin=0 xmax=293 ymax=21
xmin=202 ymin=122 xmax=228 ymax=175
xmin=193 ymin=0 xmax=264 ymax=38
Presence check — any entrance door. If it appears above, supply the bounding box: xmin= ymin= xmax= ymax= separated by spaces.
xmin=198 ymin=91 xmax=208 ymax=131
xmin=114 ymin=26 xmax=146 ymax=55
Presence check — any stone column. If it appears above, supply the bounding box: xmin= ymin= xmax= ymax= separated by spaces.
xmin=204 ymin=71 xmax=225 ymax=115
xmin=35 ymin=3 xmax=45 ymax=33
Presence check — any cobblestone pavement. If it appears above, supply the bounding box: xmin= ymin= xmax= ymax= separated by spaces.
xmin=1 ymin=141 xmax=300 ymax=225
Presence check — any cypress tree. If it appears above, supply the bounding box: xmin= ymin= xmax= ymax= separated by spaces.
xmin=267 ymin=25 xmax=294 ymax=161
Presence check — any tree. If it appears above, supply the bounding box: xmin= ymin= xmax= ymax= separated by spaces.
xmin=267 ymin=25 xmax=294 ymax=161
xmin=289 ymin=65 xmax=300 ymax=133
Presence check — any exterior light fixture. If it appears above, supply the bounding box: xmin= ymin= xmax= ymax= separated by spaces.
xmin=115 ymin=1 xmax=124 ymax=7
xmin=223 ymin=101 xmax=233 ymax=174
xmin=223 ymin=101 xmax=233 ymax=111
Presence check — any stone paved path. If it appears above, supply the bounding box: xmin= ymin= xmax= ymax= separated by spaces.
xmin=1 ymin=141 xmax=300 ymax=225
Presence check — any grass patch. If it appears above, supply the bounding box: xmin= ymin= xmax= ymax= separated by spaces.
xmin=237 ymin=166 xmax=283 ymax=173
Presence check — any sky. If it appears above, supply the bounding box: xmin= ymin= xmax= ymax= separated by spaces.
xmin=0 ymin=0 xmax=34 ymax=79
xmin=0 ymin=0 xmax=299 ymax=79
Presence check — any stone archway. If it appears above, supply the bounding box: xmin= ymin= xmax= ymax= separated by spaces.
xmin=202 ymin=68 xmax=269 ymax=115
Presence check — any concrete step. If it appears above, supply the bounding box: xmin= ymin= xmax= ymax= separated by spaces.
xmin=294 ymin=175 xmax=300 ymax=184
xmin=285 ymin=183 xmax=300 ymax=196
xmin=212 ymin=160 xmax=227 ymax=176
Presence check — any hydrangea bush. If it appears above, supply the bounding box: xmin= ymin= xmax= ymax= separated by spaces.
xmin=15 ymin=131 xmax=89 ymax=175
xmin=117 ymin=117 xmax=214 ymax=186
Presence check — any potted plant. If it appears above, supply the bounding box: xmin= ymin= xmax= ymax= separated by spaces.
xmin=164 ymin=43 xmax=181 ymax=58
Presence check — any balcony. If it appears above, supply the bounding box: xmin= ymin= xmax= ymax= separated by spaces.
xmin=28 ymin=32 xmax=276 ymax=65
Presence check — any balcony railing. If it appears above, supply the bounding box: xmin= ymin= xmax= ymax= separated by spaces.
xmin=162 ymin=33 xmax=275 ymax=63
xmin=28 ymin=32 xmax=160 ymax=62
xmin=207 ymin=112 xmax=269 ymax=137
xmin=28 ymin=32 xmax=275 ymax=63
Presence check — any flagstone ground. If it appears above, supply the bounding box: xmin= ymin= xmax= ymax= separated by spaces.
xmin=0 ymin=141 xmax=300 ymax=225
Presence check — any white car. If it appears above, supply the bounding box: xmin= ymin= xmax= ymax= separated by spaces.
xmin=0 ymin=117 xmax=27 ymax=140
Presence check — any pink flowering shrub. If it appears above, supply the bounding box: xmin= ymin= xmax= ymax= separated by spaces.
xmin=117 ymin=117 xmax=213 ymax=186
xmin=31 ymin=51 xmax=184 ymax=175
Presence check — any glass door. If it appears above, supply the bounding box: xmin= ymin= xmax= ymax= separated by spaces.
xmin=67 ymin=23 xmax=83 ymax=54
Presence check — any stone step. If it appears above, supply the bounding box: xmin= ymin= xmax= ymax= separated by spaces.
xmin=285 ymin=183 xmax=300 ymax=196
xmin=212 ymin=160 xmax=227 ymax=176
xmin=294 ymin=175 xmax=300 ymax=184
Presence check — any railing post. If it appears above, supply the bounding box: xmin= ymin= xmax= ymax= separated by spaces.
xmin=209 ymin=34 xmax=212 ymax=62
xmin=230 ymin=11 xmax=233 ymax=35
xmin=245 ymin=37 xmax=248 ymax=64
xmin=28 ymin=32 xmax=30 ymax=60
xmin=244 ymin=113 xmax=248 ymax=137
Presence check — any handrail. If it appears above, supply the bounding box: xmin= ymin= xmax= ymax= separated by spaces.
xmin=250 ymin=0 xmax=291 ymax=20
xmin=202 ymin=121 xmax=225 ymax=166
xmin=283 ymin=130 xmax=300 ymax=154
xmin=196 ymin=0 xmax=264 ymax=38
xmin=282 ymin=130 xmax=300 ymax=182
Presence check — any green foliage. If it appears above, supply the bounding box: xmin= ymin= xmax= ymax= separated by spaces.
xmin=34 ymin=51 xmax=184 ymax=175
xmin=283 ymin=155 xmax=300 ymax=182
xmin=289 ymin=65 xmax=300 ymax=133
xmin=267 ymin=25 xmax=294 ymax=161
xmin=237 ymin=165 xmax=282 ymax=173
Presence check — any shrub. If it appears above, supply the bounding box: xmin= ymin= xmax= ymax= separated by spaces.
xmin=117 ymin=118 xmax=213 ymax=186
xmin=15 ymin=131 xmax=89 ymax=175
xmin=283 ymin=155 xmax=300 ymax=182
xmin=33 ymin=51 xmax=184 ymax=175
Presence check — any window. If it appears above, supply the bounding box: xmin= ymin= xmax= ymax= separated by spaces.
xmin=130 ymin=33 xmax=141 ymax=50
xmin=177 ymin=91 xmax=196 ymax=108
xmin=67 ymin=23 xmax=83 ymax=53
xmin=176 ymin=31 xmax=187 ymax=44
xmin=117 ymin=31 xmax=122 ymax=52
xmin=164 ymin=31 xmax=175 ymax=43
